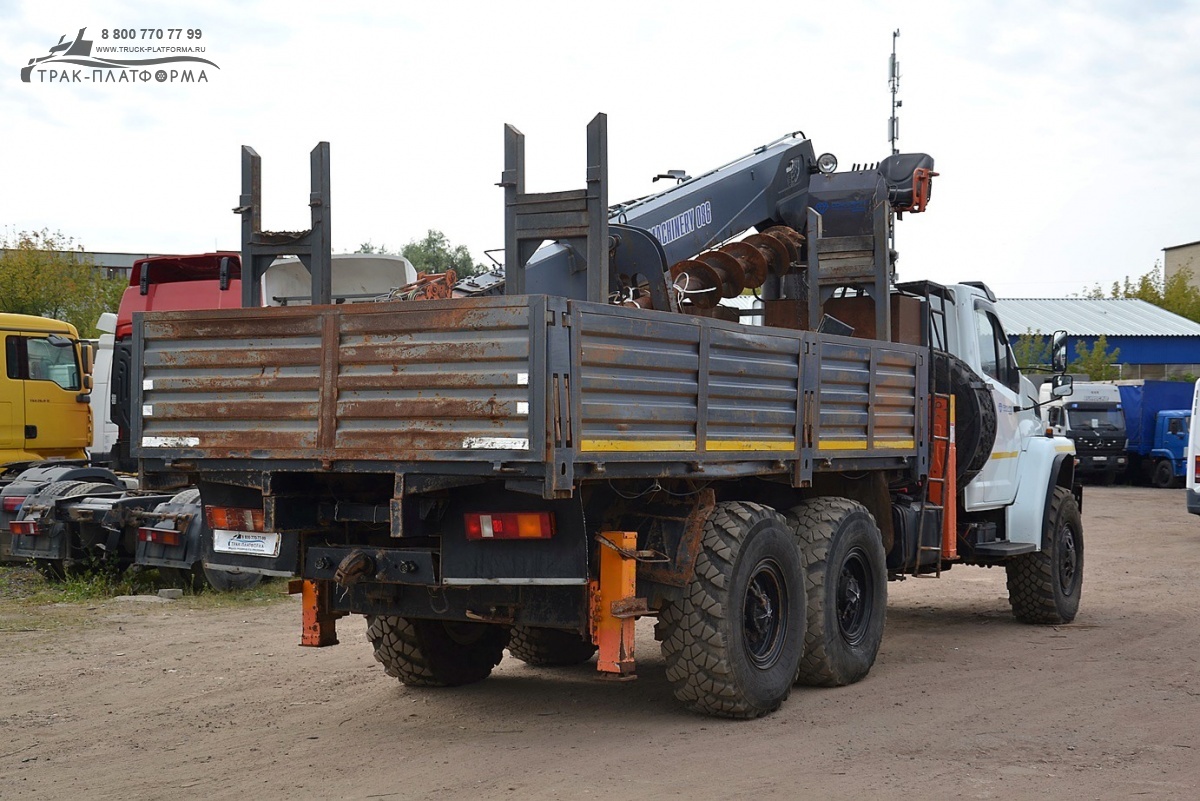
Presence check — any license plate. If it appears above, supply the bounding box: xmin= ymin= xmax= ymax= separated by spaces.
xmin=1093 ymin=456 xmax=1107 ymax=462
xmin=212 ymin=529 xmax=281 ymax=557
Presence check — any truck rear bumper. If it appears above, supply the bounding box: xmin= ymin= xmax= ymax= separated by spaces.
xmin=9 ymin=530 xmax=67 ymax=561
xmin=1188 ymin=489 xmax=1200 ymax=516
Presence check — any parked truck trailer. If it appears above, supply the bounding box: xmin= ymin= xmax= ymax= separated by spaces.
xmin=6 ymin=252 xmax=418 ymax=588
xmin=1117 ymin=380 xmax=1193 ymax=488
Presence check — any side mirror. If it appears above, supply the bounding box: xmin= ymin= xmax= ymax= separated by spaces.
xmin=1050 ymin=373 xmax=1073 ymax=398
xmin=80 ymin=342 xmax=94 ymax=375
xmin=1046 ymin=406 xmax=1060 ymax=426
xmin=1051 ymin=329 xmax=1069 ymax=373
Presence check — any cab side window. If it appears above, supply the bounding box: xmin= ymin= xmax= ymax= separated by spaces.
xmin=4 ymin=337 xmax=18 ymax=380
xmin=973 ymin=307 xmax=1020 ymax=393
xmin=4 ymin=336 xmax=81 ymax=391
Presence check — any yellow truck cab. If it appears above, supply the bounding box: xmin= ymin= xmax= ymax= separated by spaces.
xmin=0 ymin=313 xmax=92 ymax=466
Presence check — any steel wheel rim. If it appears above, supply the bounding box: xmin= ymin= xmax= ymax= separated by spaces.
xmin=1058 ymin=524 xmax=1079 ymax=596
xmin=743 ymin=557 xmax=788 ymax=669
xmin=837 ymin=546 xmax=873 ymax=646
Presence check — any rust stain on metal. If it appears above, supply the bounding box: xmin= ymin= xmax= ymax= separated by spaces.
xmin=667 ymin=226 xmax=804 ymax=309
xmin=640 ymin=488 xmax=716 ymax=587
xmin=300 ymin=579 xmax=343 ymax=647
xmin=318 ymin=312 xmax=339 ymax=450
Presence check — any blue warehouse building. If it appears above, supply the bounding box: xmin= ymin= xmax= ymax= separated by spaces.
xmin=995 ymin=298 xmax=1200 ymax=380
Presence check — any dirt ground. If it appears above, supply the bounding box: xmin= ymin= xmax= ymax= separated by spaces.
xmin=1 ymin=485 xmax=1198 ymax=800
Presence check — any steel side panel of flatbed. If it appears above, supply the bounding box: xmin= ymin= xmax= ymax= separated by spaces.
xmin=135 ymin=297 xmax=546 ymax=461
xmin=133 ymin=296 xmax=927 ymax=489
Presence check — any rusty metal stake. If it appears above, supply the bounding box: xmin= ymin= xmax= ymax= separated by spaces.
xmin=591 ymin=531 xmax=640 ymax=679
xmin=297 ymin=579 xmax=342 ymax=647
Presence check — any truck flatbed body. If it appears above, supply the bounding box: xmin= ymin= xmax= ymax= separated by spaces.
xmin=133 ymin=295 xmax=929 ymax=497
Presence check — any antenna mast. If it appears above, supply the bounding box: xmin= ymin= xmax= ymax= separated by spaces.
xmin=889 ymin=29 xmax=901 ymax=155
xmin=887 ymin=29 xmax=901 ymax=274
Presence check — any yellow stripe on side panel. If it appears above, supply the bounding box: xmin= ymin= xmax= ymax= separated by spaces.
xmin=818 ymin=440 xmax=916 ymax=451
xmin=580 ymin=439 xmax=697 ymax=452
xmin=990 ymin=451 xmax=1020 ymax=460
xmin=580 ymin=439 xmax=799 ymax=453
xmin=706 ymin=440 xmax=797 ymax=452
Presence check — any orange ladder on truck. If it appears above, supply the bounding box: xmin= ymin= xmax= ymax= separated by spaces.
xmin=920 ymin=393 xmax=957 ymax=577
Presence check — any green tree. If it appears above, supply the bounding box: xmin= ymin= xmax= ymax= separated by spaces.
xmin=1070 ymin=334 xmax=1121 ymax=380
xmin=1012 ymin=329 xmax=1051 ymax=371
xmin=0 ymin=228 xmax=124 ymax=337
xmin=355 ymin=241 xmax=395 ymax=255
xmin=1082 ymin=261 xmax=1200 ymax=323
xmin=401 ymin=230 xmax=484 ymax=278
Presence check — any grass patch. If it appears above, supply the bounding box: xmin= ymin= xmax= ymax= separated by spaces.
xmin=186 ymin=580 xmax=292 ymax=609
xmin=0 ymin=563 xmax=292 ymax=609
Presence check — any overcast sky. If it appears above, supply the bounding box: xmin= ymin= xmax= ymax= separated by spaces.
xmin=2 ymin=0 xmax=1197 ymax=298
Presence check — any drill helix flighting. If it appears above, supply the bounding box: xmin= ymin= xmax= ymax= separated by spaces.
xmin=505 ymin=114 xmax=936 ymax=330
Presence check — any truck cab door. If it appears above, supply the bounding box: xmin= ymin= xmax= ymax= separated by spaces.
xmin=9 ymin=335 xmax=90 ymax=457
xmin=963 ymin=303 xmax=1030 ymax=509
xmin=1162 ymin=414 xmax=1189 ymax=464
xmin=0 ymin=336 xmax=23 ymax=455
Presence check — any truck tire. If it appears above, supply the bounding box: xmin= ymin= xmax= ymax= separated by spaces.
xmin=933 ymin=351 xmax=997 ymax=487
xmin=658 ymin=502 xmax=805 ymax=719
xmin=202 ymin=566 xmax=263 ymax=592
xmin=1005 ymin=486 xmax=1083 ymax=624
xmin=785 ymin=497 xmax=887 ymax=687
xmin=508 ymin=626 xmax=597 ymax=666
xmin=170 ymin=488 xmax=201 ymax=505
xmin=366 ymin=615 xmax=509 ymax=687
xmin=1152 ymin=460 xmax=1176 ymax=489
xmin=30 ymin=481 xmax=123 ymax=581
xmin=159 ymin=566 xmax=207 ymax=592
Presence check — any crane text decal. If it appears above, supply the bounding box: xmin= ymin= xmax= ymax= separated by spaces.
xmin=649 ymin=201 xmax=713 ymax=247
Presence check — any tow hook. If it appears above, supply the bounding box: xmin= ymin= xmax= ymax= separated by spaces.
xmin=334 ymin=550 xmax=376 ymax=586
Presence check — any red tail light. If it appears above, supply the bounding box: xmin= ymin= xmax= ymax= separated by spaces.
xmin=204 ymin=506 xmax=265 ymax=532
xmin=9 ymin=519 xmax=42 ymax=536
xmin=2 ymin=496 xmax=26 ymax=513
xmin=1194 ymin=455 xmax=1199 ymax=483
xmin=138 ymin=527 xmax=181 ymax=547
xmin=464 ymin=512 xmax=555 ymax=540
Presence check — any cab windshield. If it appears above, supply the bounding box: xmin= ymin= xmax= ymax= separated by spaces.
xmin=1064 ymin=404 xmax=1124 ymax=433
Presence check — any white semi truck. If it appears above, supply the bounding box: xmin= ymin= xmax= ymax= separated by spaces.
xmin=1040 ymin=380 xmax=1127 ymax=484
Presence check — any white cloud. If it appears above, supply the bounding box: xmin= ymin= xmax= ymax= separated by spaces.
xmin=1 ymin=0 xmax=1197 ymax=299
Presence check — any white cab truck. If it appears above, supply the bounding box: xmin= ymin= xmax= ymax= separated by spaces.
xmin=1187 ymin=379 xmax=1200 ymax=516
xmin=89 ymin=312 xmax=119 ymax=460
xmin=1040 ymin=380 xmax=1127 ymax=484
xmin=131 ymin=120 xmax=1083 ymax=719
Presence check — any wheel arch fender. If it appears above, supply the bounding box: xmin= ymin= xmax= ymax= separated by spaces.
xmin=1004 ymin=438 xmax=1074 ymax=548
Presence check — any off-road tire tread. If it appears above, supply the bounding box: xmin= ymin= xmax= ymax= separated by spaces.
xmin=659 ymin=501 xmax=795 ymax=719
xmin=366 ymin=615 xmax=508 ymax=687
xmin=1006 ymin=487 xmax=1083 ymax=624
xmin=508 ymin=626 xmax=597 ymax=666
xmin=784 ymin=496 xmax=887 ymax=687
xmin=933 ymin=351 xmax=997 ymax=487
